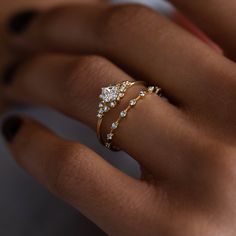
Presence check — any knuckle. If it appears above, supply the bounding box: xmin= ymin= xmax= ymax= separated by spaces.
xmin=220 ymin=78 xmax=236 ymax=120
xmin=205 ymin=63 xmax=236 ymax=120
xmin=217 ymin=148 xmax=236 ymax=178
xmin=64 ymin=55 xmax=111 ymax=101
xmin=100 ymin=4 xmax=156 ymax=43
xmin=201 ymin=143 xmax=236 ymax=186
xmin=186 ymin=142 xmax=236 ymax=203
xmin=49 ymin=143 xmax=87 ymax=196
xmin=188 ymin=140 xmax=225 ymax=177
xmin=211 ymin=153 xmax=236 ymax=201
xmin=75 ymin=55 xmax=112 ymax=78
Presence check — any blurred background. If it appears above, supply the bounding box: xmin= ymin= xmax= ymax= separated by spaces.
xmin=0 ymin=0 xmax=173 ymax=235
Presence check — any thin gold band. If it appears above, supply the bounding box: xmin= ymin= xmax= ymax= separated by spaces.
xmin=96 ymin=80 xmax=146 ymax=146
xmin=105 ymin=86 xmax=161 ymax=151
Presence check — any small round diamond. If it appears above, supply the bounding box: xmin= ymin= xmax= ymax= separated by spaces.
xmin=148 ymin=86 xmax=155 ymax=93
xmin=107 ymin=133 xmax=113 ymax=140
xmin=112 ymin=122 xmax=119 ymax=129
xmin=120 ymin=86 xmax=125 ymax=92
xmin=110 ymin=101 xmax=116 ymax=108
xmin=130 ymin=99 xmax=137 ymax=106
xmin=99 ymin=103 xmax=104 ymax=108
xmin=103 ymin=106 xmax=110 ymax=112
xmin=140 ymin=91 xmax=146 ymax=97
xmin=120 ymin=111 xmax=127 ymax=118
xmin=119 ymin=93 xmax=125 ymax=98
xmin=105 ymin=143 xmax=111 ymax=149
xmin=97 ymin=113 xmax=103 ymax=119
xmin=98 ymin=108 xmax=104 ymax=114
xmin=155 ymin=87 xmax=161 ymax=95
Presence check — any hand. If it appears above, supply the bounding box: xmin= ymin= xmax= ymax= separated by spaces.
xmin=0 ymin=0 xmax=98 ymax=113
xmin=2 ymin=1 xmax=236 ymax=235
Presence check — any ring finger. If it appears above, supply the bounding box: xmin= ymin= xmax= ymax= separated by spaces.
xmin=2 ymin=53 xmax=201 ymax=179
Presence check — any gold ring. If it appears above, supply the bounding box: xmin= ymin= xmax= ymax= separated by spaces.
xmin=105 ymin=86 xmax=161 ymax=151
xmin=97 ymin=80 xmax=146 ymax=146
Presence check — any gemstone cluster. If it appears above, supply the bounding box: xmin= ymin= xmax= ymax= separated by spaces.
xmin=97 ymin=81 xmax=133 ymax=119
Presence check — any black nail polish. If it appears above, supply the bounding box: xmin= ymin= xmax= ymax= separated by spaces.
xmin=2 ymin=116 xmax=23 ymax=142
xmin=8 ymin=10 xmax=38 ymax=34
xmin=2 ymin=61 xmax=21 ymax=85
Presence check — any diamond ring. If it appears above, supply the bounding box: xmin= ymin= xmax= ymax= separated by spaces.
xmin=96 ymin=81 xmax=146 ymax=146
xmin=105 ymin=86 xmax=162 ymax=151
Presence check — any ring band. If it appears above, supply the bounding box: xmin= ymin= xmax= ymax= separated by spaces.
xmin=96 ymin=80 xmax=146 ymax=145
xmin=104 ymin=86 xmax=161 ymax=151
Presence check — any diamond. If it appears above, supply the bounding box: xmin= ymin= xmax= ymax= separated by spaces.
xmin=97 ymin=113 xmax=103 ymax=119
xmin=148 ymin=86 xmax=155 ymax=93
xmin=110 ymin=101 xmax=116 ymax=108
xmin=120 ymin=111 xmax=127 ymax=118
xmin=130 ymin=99 xmax=137 ymax=106
xmin=107 ymin=133 xmax=113 ymax=140
xmin=103 ymin=106 xmax=110 ymax=112
xmin=140 ymin=91 xmax=146 ymax=97
xmin=105 ymin=143 xmax=111 ymax=149
xmin=99 ymin=103 xmax=104 ymax=108
xmin=112 ymin=122 xmax=119 ymax=129
xmin=120 ymin=86 xmax=126 ymax=92
xmin=98 ymin=108 xmax=104 ymax=114
xmin=100 ymin=86 xmax=120 ymax=103
xmin=155 ymin=87 xmax=161 ymax=95
xmin=119 ymin=93 xmax=125 ymax=98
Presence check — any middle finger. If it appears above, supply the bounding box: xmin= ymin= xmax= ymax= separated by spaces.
xmin=6 ymin=3 xmax=236 ymax=116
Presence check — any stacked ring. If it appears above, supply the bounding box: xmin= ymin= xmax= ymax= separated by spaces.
xmin=97 ymin=81 xmax=162 ymax=151
xmin=97 ymin=81 xmax=146 ymax=145
xmin=105 ymin=86 xmax=161 ymax=151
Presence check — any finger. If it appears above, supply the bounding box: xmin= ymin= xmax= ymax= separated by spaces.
xmin=169 ymin=0 xmax=236 ymax=60
xmin=5 ymin=4 xmax=236 ymax=118
xmin=172 ymin=12 xmax=223 ymax=54
xmin=1 ymin=53 xmax=194 ymax=179
xmin=0 ymin=0 xmax=105 ymax=21
xmin=1 ymin=115 xmax=159 ymax=235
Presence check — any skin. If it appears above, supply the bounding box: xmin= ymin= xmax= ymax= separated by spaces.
xmin=2 ymin=0 xmax=236 ymax=235
xmin=0 ymin=0 xmax=102 ymax=111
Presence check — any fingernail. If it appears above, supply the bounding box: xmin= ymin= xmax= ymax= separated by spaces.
xmin=2 ymin=61 xmax=21 ymax=86
xmin=8 ymin=10 xmax=38 ymax=34
xmin=2 ymin=116 xmax=23 ymax=143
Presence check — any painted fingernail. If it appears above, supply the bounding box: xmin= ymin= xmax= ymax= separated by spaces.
xmin=2 ymin=61 xmax=21 ymax=85
xmin=8 ymin=10 xmax=38 ymax=34
xmin=2 ymin=116 xmax=23 ymax=143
